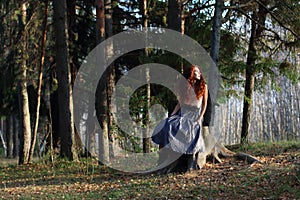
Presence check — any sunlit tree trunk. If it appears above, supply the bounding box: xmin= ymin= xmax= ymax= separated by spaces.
xmin=278 ymin=79 xmax=285 ymax=141
xmin=105 ymin=0 xmax=118 ymax=157
xmin=296 ymin=84 xmax=300 ymax=138
xmin=18 ymin=1 xmax=32 ymax=165
xmin=226 ymin=99 xmax=231 ymax=144
xmin=28 ymin=1 xmax=49 ymax=163
xmin=143 ymin=68 xmax=151 ymax=153
xmin=85 ymin=69 xmax=96 ymax=155
xmin=180 ymin=2 xmax=185 ymax=35
xmin=142 ymin=0 xmax=151 ymax=153
xmin=234 ymin=99 xmax=240 ymax=144
xmin=292 ymin=83 xmax=299 ymax=139
xmin=256 ymin=93 xmax=262 ymax=142
xmin=288 ymin=82 xmax=294 ymax=139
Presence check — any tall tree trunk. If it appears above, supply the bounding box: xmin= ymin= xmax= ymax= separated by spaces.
xmin=13 ymin=116 xmax=19 ymax=157
xmin=292 ymin=84 xmax=299 ymax=139
xmin=204 ymin=0 xmax=223 ymax=127
xmin=18 ymin=2 xmax=32 ymax=165
xmin=0 ymin=120 xmax=6 ymax=155
xmin=142 ymin=0 xmax=151 ymax=153
xmin=241 ymin=26 xmax=256 ymax=143
xmin=143 ymin=68 xmax=151 ymax=153
xmin=44 ymin=77 xmax=54 ymax=162
xmin=260 ymin=93 xmax=266 ymax=142
xmin=50 ymin=90 xmax=60 ymax=152
xmin=180 ymin=2 xmax=185 ymax=34
xmin=6 ymin=116 xmax=13 ymax=158
xmin=296 ymin=82 xmax=300 ymax=138
xmin=241 ymin=1 xmax=267 ymax=144
xmin=198 ymin=0 xmax=227 ymax=168
xmin=167 ymin=0 xmax=181 ymax=32
xmin=67 ymin=0 xmax=78 ymax=86
xmin=210 ymin=0 xmax=223 ymax=65
xmin=235 ymin=99 xmax=240 ymax=143
xmin=95 ymin=0 xmax=110 ymax=164
xmin=86 ymin=100 xmax=96 ymax=156
xmin=28 ymin=0 xmax=49 ymax=163
xmin=67 ymin=0 xmax=84 ymax=154
xmin=53 ymin=0 xmax=78 ymax=161
xmin=288 ymin=82 xmax=294 ymax=140
xmin=105 ymin=0 xmax=117 ymax=157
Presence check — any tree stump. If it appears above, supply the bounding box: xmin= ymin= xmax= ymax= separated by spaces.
xmin=156 ymin=126 xmax=261 ymax=174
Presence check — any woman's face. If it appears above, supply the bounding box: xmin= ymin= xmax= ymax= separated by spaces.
xmin=193 ymin=67 xmax=201 ymax=80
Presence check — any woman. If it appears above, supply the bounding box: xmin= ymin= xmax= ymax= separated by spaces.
xmin=152 ymin=65 xmax=208 ymax=170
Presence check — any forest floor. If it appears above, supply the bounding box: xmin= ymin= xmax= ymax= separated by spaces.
xmin=0 ymin=141 xmax=299 ymax=199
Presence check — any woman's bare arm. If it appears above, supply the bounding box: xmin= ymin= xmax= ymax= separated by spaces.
xmin=170 ymin=103 xmax=180 ymax=116
xmin=198 ymin=84 xmax=208 ymax=123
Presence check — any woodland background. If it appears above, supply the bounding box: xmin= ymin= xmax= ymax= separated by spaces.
xmin=0 ymin=0 xmax=299 ymax=165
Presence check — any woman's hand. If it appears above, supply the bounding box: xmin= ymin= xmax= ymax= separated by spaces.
xmin=197 ymin=116 xmax=203 ymax=124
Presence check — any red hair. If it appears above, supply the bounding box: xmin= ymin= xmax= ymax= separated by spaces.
xmin=187 ymin=65 xmax=206 ymax=100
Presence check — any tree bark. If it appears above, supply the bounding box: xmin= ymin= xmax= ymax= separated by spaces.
xmin=0 ymin=120 xmax=6 ymax=155
xmin=53 ymin=0 xmax=78 ymax=161
xmin=105 ymin=0 xmax=118 ymax=157
xmin=196 ymin=0 xmax=224 ymax=167
xmin=241 ymin=12 xmax=257 ymax=144
xmin=142 ymin=0 xmax=151 ymax=153
xmin=13 ymin=116 xmax=19 ymax=158
xmin=86 ymin=96 xmax=96 ymax=156
xmin=143 ymin=68 xmax=151 ymax=153
xmin=204 ymin=0 xmax=223 ymax=127
xmin=167 ymin=0 xmax=181 ymax=32
xmin=28 ymin=0 xmax=49 ymax=163
xmin=95 ymin=0 xmax=110 ymax=164
xmin=44 ymin=79 xmax=54 ymax=162
xmin=241 ymin=1 xmax=267 ymax=144
xmin=67 ymin=0 xmax=78 ymax=86
xmin=6 ymin=116 xmax=13 ymax=158
xmin=18 ymin=2 xmax=32 ymax=165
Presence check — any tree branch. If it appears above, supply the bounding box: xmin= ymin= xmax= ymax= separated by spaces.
xmin=255 ymin=0 xmax=299 ymax=39
xmin=222 ymin=9 xmax=232 ymax=23
xmin=184 ymin=3 xmax=214 ymax=18
xmin=233 ymin=8 xmax=284 ymax=42
xmin=0 ymin=8 xmax=13 ymax=20
xmin=224 ymin=0 xmax=256 ymax=10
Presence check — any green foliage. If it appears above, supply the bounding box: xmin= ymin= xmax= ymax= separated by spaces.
xmin=0 ymin=0 xmax=49 ymax=116
xmin=235 ymin=140 xmax=300 ymax=156
xmin=147 ymin=0 xmax=168 ymax=27
xmin=278 ymin=61 xmax=300 ymax=84
xmin=0 ymin=148 xmax=5 ymax=157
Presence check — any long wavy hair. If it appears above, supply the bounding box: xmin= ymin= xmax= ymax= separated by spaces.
xmin=184 ymin=65 xmax=206 ymax=100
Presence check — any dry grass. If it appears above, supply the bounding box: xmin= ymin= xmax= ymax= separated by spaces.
xmin=0 ymin=141 xmax=299 ymax=199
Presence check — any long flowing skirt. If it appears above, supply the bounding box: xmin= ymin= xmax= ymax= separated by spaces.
xmin=152 ymin=104 xmax=205 ymax=154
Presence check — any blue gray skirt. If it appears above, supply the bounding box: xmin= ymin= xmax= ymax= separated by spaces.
xmin=152 ymin=104 xmax=205 ymax=154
